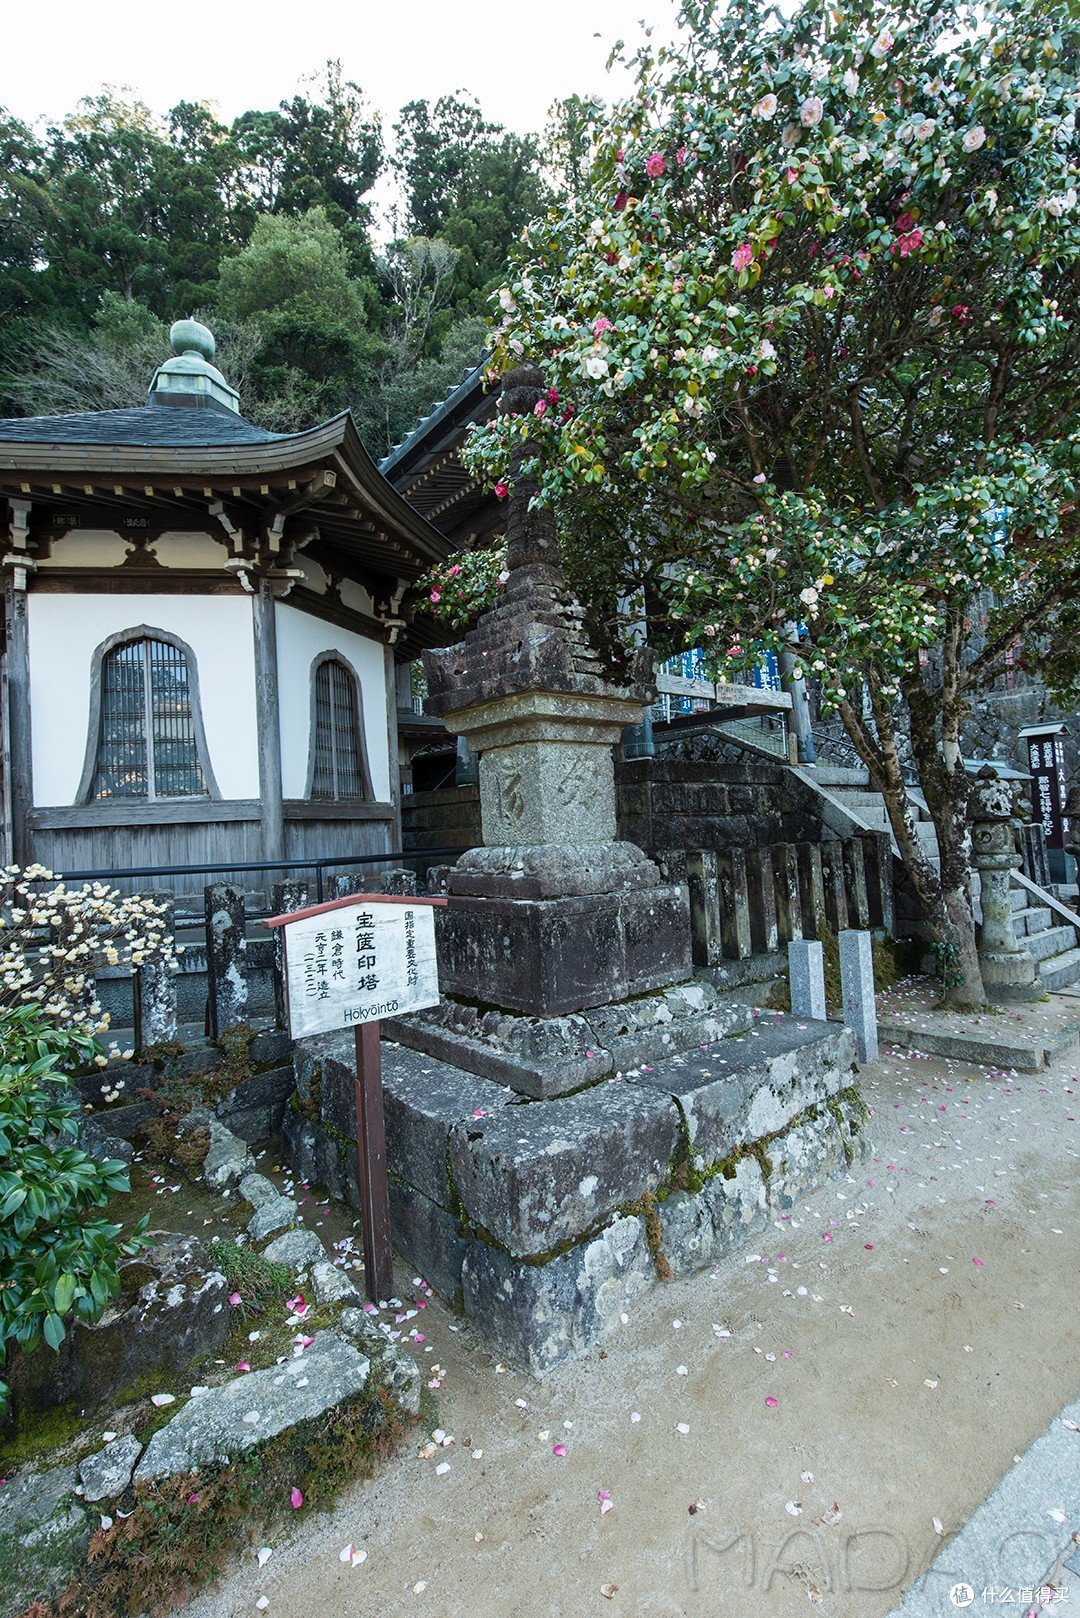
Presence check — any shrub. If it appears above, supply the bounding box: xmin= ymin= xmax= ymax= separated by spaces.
xmin=0 ymin=1006 xmax=148 ymax=1415
xmin=0 ymin=864 xmax=178 ymax=1040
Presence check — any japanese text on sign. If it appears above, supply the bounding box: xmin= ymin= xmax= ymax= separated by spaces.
xmin=281 ymin=900 xmax=440 ymax=1039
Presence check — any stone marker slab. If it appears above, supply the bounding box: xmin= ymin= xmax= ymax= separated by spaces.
xmin=135 ymin=1331 xmax=370 ymax=1480
xmin=839 ymin=928 xmax=878 ymax=1062
xmin=449 ymin=1083 xmax=681 ymax=1258
xmin=789 ymin=938 xmax=827 ymax=1021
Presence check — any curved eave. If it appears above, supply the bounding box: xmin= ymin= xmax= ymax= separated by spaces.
xmin=0 ymin=410 xmax=452 ymax=570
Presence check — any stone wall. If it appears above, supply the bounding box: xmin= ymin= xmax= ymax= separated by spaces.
xmin=285 ymin=1015 xmax=866 ymax=1375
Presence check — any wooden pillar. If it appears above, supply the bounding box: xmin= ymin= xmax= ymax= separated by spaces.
xmin=252 ymin=578 xmax=285 ymax=864
xmin=4 ymin=505 xmax=35 ymax=869
xmin=384 ymin=643 xmax=402 ymax=853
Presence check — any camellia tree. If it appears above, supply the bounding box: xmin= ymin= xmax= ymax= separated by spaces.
xmin=452 ymin=0 xmax=1080 ymax=1004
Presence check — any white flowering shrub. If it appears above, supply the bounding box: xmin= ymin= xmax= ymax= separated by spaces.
xmin=0 ymin=865 xmax=179 ymax=1043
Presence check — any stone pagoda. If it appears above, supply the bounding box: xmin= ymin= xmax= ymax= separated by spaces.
xmin=291 ymin=365 xmax=864 ymax=1375
xmin=421 ymin=364 xmax=690 ymax=1017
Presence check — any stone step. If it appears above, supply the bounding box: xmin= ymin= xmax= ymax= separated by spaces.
xmin=1038 ymin=947 xmax=1080 ymax=992
xmin=807 ymin=764 xmax=871 ymax=788
xmin=878 ymin=1016 xmax=1080 ymax=1072
xmin=1012 ymin=904 xmax=1052 ymax=935
xmin=1009 ymin=886 xmax=1030 ymax=912
xmin=1024 ymin=924 xmax=1079 ymax=962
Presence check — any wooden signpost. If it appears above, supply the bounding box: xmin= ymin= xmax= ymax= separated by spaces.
xmin=264 ymin=891 xmax=446 ymax=1305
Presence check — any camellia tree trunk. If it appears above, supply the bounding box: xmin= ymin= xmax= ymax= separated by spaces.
xmin=838 ymin=665 xmax=987 ymax=1007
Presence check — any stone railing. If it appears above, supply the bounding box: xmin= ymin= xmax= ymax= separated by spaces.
xmin=677 ymin=834 xmax=894 ymax=967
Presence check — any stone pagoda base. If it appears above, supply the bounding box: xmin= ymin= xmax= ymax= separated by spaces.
xmin=287 ymin=1011 xmax=866 ymax=1374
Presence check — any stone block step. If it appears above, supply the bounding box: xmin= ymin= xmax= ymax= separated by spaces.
xmin=1038 ymin=947 xmax=1080 ymax=992
xmin=1025 ymin=924 xmax=1079 ymax=962
xmin=877 ymin=1016 xmax=1080 ymax=1072
xmin=1012 ymin=904 xmax=1053 ymax=936
xmin=805 ymin=765 xmax=870 ymax=788
xmin=1009 ymin=887 xmax=1029 ymax=912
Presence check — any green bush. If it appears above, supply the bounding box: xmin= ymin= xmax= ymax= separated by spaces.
xmin=0 ymin=1006 xmax=148 ymax=1414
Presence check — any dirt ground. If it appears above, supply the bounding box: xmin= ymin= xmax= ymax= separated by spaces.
xmin=186 ymin=1013 xmax=1080 ymax=1618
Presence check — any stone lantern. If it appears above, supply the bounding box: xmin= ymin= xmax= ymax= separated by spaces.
xmin=970 ymin=767 xmax=1038 ymax=1001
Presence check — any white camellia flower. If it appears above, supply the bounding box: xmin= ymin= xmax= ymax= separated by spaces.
xmin=800 ymin=96 xmax=824 ymax=128
xmin=870 ymin=28 xmax=894 ymax=58
xmin=799 ymin=586 xmax=819 ymax=606
xmin=755 ymin=93 xmax=778 ymax=119
xmin=914 ymin=118 xmax=936 ymax=141
xmin=498 ymin=287 xmax=516 ymax=313
xmin=843 ymin=68 xmax=859 ymax=95
xmin=585 ymin=354 xmax=610 ymax=379
xmin=759 ymin=338 xmax=777 ymax=360
xmin=962 ymin=124 xmax=986 ymax=152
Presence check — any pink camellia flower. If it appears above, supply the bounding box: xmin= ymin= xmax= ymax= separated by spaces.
xmin=897 ymin=229 xmax=924 ymax=257
xmin=676 ymin=146 xmax=688 ymax=164
xmin=562 ymin=405 xmax=576 ymax=422
xmin=645 ymin=152 xmax=666 ymax=179
xmin=615 ymin=149 xmax=625 ymax=162
xmin=546 ymin=388 xmax=559 ymax=405
xmin=494 ymin=482 xmax=509 ymax=499
xmin=614 ymin=190 xmax=628 ymax=211
xmin=429 ymin=589 xmax=441 ymax=604
xmin=448 ymin=563 xmax=461 ymax=577
xmin=593 ymin=314 xmax=615 ymax=338
xmin=895 ymin=210 xmax=916 ymax=234
xmin=732 ymin=242 xmax=755 ymax=272
xmin=745 ymin=363 xmax=758 ymax=376
xmin=533 ymin=398 xmax=547 ymax=417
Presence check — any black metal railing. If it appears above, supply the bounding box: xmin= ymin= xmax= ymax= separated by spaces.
xmin=35 ymin=846 xmax=464 ymax=910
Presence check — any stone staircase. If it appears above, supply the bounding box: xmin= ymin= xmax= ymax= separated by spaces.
xmin=792 ymin=760 xmax=1080 ymax=992
xmin=1008 ymin=879 xmax=1080 ymax=992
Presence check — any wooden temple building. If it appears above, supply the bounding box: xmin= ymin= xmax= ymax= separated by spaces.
xmin=0 ymin=320 xmax=450 ymax=880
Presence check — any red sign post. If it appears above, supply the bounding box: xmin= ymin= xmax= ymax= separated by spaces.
xmin=265 ymin=891 xmax=446 ymax=1305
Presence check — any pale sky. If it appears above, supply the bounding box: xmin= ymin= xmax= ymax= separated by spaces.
xmin=4 ymin=0 xmax=666 ymax=136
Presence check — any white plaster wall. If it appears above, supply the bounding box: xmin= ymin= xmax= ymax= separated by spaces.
xmin=28 ymin=593 xmax=260 ymax=805
xmin=38 ymin=532 xmax=129 ymax=568
xmin=274 ymin=602 xmax=390 ymax=801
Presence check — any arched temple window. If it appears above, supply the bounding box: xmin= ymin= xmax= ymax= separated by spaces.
xmin=78 ymin=629 xmax=218 ymax=802
xmin=307 ymin=653 xmax=374 ymax=801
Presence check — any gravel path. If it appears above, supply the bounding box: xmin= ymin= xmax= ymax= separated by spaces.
xmin=185 ymin=1017 xmax=1080 ymax=1618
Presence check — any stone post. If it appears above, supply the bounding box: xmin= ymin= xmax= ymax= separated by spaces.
xmin=271 ymin=882 xmax=308 ymax=1031
xmin=717 ymin=848 xmax=753 ymax=960
xmin=133 ymin=892 xmax=178 ymax=1054
xmin=745 ymin=847 xmax=779 ymax=954
xmin=205 ymin=883 xmax=249 ymax=1038
xmin=842 ymin=839 xmax=871 ymax=930
xmin=788 ymin=939 xmax=826 ymax=1021
xmin=862 ymin=833 xmax=895 ymax=936
xmin=839 ymin=929 xmax=878 ymax=1063
xmin=795 ymin=843 xmax=827 ymax=940
xmin=1066 ymin=785 xmax=1080 ymax=887
xmin=970 ymin=769 xmax=1038 ymax=1002
xmin=686 ymin=851 xmax=722 ymax=967
xmin=820 ymin=843 xmax=849 ymax=934
xmin=772 ymin=844 xmax=804 ymax=945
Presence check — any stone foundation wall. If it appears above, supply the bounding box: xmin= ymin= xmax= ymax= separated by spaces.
xmin=285 ymin=1017 xmax=866 ymax=1375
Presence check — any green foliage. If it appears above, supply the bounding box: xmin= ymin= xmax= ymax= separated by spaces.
xmin=463 ymin=0 xmax=1079 ymax=992
xmin=418 ymin=539 xmax=509 ymax=627
xmin=214 ymin=1240 xmax=291 ymax=1318
xmin=16 ymin=1386 xmax=413 ymax=1618
xmin=0 ymin=1006 xmax=148 ymax=1417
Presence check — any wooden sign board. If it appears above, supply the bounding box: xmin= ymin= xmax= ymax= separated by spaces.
xmin=265 ymin=890 xmax=447 ymax=1305
xmin=267 ymin=893 xmax=442 ymax=1042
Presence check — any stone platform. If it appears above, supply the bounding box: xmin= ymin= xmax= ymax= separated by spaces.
xmin=285 ymin=1010 xmax=866 ymax=1375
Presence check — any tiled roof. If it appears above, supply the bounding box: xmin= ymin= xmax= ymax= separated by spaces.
xmin=0 ymin=401 xmax=282 ymax=448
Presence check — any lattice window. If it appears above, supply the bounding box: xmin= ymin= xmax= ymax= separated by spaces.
xmin=311 ymin=658 xmax=368 ymax=799
xmin=90 ymin=637 xmax=208 ymax=800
